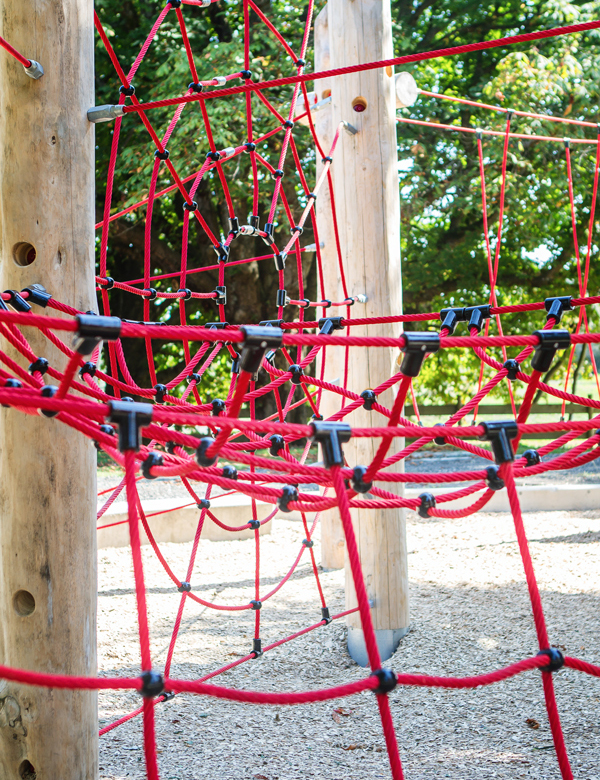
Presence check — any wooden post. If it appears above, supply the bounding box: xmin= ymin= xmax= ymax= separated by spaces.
xmin=314 ymin=0 xmax=409 ymax=665
xmin=0 ymin=1 xmax=98 ymax=777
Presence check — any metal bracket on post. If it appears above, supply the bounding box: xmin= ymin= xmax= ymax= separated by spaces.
xmin=87 ymin=104 xmax=126 ymax=123
xmin=24 ymin=60 xmax=44 ymax=79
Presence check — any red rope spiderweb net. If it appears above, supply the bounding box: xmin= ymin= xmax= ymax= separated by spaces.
xmin=2 ymin=4 xmax=600 ymax=779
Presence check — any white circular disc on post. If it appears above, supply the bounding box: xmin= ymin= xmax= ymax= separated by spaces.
xmin=395 ymin=71 xmax=418 ymax=108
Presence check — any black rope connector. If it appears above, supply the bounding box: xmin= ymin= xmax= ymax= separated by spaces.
xmin=295 ymin=58 xmax=306 ymax=68
xmin=245 ymin=143 xmax=257 ymax=153
xmin=228 ymin=216 xmax=239 ymax=237
xmin=108 ymin=400 xmax=153 ymax=452
xmin=1 ymin=378 xmax=22 ymax=409
xmin=248 ymin=519 xmax=260 ymax=529
xmin=187 ymin=372 xmax=201 ymax=385
xmin=371 ymin=668 xmax=397 ymax=694
xmin=272 ymin=168 xmax=284 ymax=179
xmin=319 ymin=316 xmax=344 ymax=335
xmin=439 ymin=306 xmax=466 ymax=334
xmin=211 ymin=398 xmax=226 ymax=416
xmin=282 ymin=119 xmax=294 ymax=129
xmin=276 ymin=289 xmax=288 ymax=308
xmin=531 ymin=329 xmax=571 ymax=373
xmin=80 ymin=362 xmax=97 ymax=378
xmin=310 ymin=420 xmax=352 ymax=468
xmin=231 ymin=352 xmax=240 ymax=374
xmin=251 ymin=638 xmax=263 ymax=658
xmin=250 ymin=599 xmax=262 ymax=610
xmin=360 ymin=389 xmax=377 ymax=411
xmin=260 ymin=319 xmax=285 ymax=329
xmin=465 ymin=304 xmax=492 ymax=333
xmin=144 ymin=287 xmax=158 ymax=300
xmin=22 ymin=284 xmax=52 ymax=308
xmin=289 ymin=364 xmax=303 ymax=385
xmin=74 ymin=313 xmax=122 ymax=356
xmin=273 ymin=252 xmax=286 ymax=271
xmin=142 ymin=451 xmax=164 ymax=479
xmin=40 ymin=385 xmax=59 ymax=418
xmin=311 ymin=413 xmax=324 ymax=422
xmin=206 ymin=150 xmax=221 ymax=162
xmin=321 ymin=607 xmax=332 ymax=624
xmin=399 ymin=332 xmax=440 ymax=377
xmin=178 ymin=581 xmax=192 ymax=593
xmin=503 ymin=359 xmax=520 ymax=381
xmin=433 ymin=423 xmax=446 ymax=446
xmin=154 ymin=148 xmax=170 ymax=160
xmin=544 ymin=296 xmax=572 ymax=324
xmin=102 ymin=277 xmax=115 ymax=290
xmin=240 ymin=69 xmax=252 ymax=79
xmin=322 ymin=155 xmax=333 ymax=164
xmin=480 ymin=420 xmax=518 ymax=464
xmin=197 ymin=498 xmax=211 ymax=510
xmin=140 ymin=671 xmax=165 ymax=698
xmin=154 ymin=384 xmax=168 ymax=404
xmin=178 ymin=288 xmax=192 ymax=301
xmin=183 ymin=200 xmax=198 ymax=212
xmin=188 ymin=82 xmax=204 ymax=93
xmin=303 ymin=538 xmax=314 ymax=548
xmin=4 ymin=289 xmax=31 ymax=312
xmin=418 ymin=492 xmax=436 ymax=518
xmin=213 ymin=242 xmax=230 ymax=262
xmin=119 ymin=84 xmax=135 ymax=96
xmin=196 ymin=437 xmax=217 ymax=467
xmin=278 ymin=484 xmax=299 ymax=513
xmin=485 ymin=465 xmax=505 ymax=491
xmin=269 ymin=434 xmax=285 ymax=456
xmin=29 ymin=357 xmax=49 ymax=376
xmin=222 ymin=465 xmax=238 ymax=480
xmin=213 ymin=286 xmax=227 ymax=306
xmin=94 ymin=423 xmax=115 ymax=450
xmin=523 ymin=449 xmax=541 ymax=467
xmin=239 ymin=325 xmax=283 ymax=374
xmin=537 ymin=648 xmax=565 ymax=672
xmin=351 ymin=465 xmax=373 ymax=494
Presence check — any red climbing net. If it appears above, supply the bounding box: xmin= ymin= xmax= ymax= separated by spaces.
xmin=2 ymin=4 xmax=600 ymax=780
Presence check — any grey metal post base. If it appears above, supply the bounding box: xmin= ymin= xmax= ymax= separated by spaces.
xmin=347 ymin=626 xmax=410 ymax=668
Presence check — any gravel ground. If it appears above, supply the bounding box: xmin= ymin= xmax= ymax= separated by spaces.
xmin=98 ymin=508 xmax=600 ymax=780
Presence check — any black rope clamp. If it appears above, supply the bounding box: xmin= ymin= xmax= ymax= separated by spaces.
xmin=282 ymin=119 xmax=294 ymax=129
xmin=250 ymin=600 xmax=262 ymax=610
xmin=213 ymin=286 xmax=227 ymax=306
xmin=351 ymin=465 xmax=373 ymax=494
xmin=213 ymin=242 xmax=230 ymax=262
xmin=144 ymin=288 xmax=158 ymax=300
xmin=22 ymin=283 xmax=52 ymax=308
xmin=289 ymin=364 xmax=303 ymax=385
xmin=101 ymin=276 xmax=115 ymax=290
xmin=189 ymin=81 xmax=204 ymax=93
xmin=119 ymin=84 xmax=135 ymax=96
xmin=178 ymin=581 xmax=192 ymax=593
xmin=40 ymin=385 xmax=59 ymax=418
xmin=240 ymin=69 xmax=252 ymax=80
xmin=371 ymin=668 xmax=397 ymax=694
xmin=523 ymin=449 xmax=541 ymax=467
xmin=439 ymin=306 xmax=466 ymax=335
xmin=196 ymin=437 xmax=217 ymax=467
xmin=142 ymin=451 xmax=163 ymax=479
xmin=278 ymin=484 xmax=298 ymax=513
xmin=206 ymin=150 xmax=221 ymax=162
xmin=319 ymin=316 xmax=344 ymax=335
xmin=1 ymin=378 xmax=22 ymax=410
xmin=211 ymin=398 xmax=226 ymax=416
xmin=29 ymin=357 xmax=49 ymax=376
xmin=248 ymin=519 xmax=260 ymax=529
xmin=433 ymin=423 xmax=446 ymax=445
xmin=239 ymin=325 xmax=283 ymax=374
xmin=360 ymin=389 xmax=377 ymax=411
xmin=537 ymin=647 xmax=564 ymax=672
xmin=154 ymin=148 xmax=170 ymax=160
xmin=269 ymin=434 xmax=285 ymax=456
xmin=399 ymin=332 xmax=440 ymax=377
xmin=303 ymin=538 xmax=314 ymax=548
xmin=276 ymin=289 xmax=288 ymax=308
xmin=178 ymin=288 xmax=192 ymax=301
xmin=231 ymin=352 xmax=240 ymax=374
xmin=272 ymin=168 xmax=284 ymax=180
xmin=4 ymin=289 xmax=31 ymax=313
xmin=273 ymin=252 xmax=286 ymax=271
xmin=140 ymin=671 xmax=165 ymax=698
xmin=222 ymin=465 xmax=238 ymax=480
xmin=503 ymin=359 xmax=520 ymax=381
xmin=228 ymin=216 xmax=239 ymax=237
xmin=465 ymin=304 xmax=492 ymax=333
xmin=260 ymin=319 xmax=285 ymax=328
xmin=80 ymin=361 xmax=97 ymax=378
xmin=321 ymin=606 xmax=332 ymax=624
xmin=187 ymin=372 xmax=201 ymax=385
xmin=295 ymin=58 xmax=306 ymax=68
xmin=183 ymin=200 xmax=198 ymax=212
xmin=531 ymin=330 xmax=571 ymax=373
xmin=480 ymin=420 xmax=518 ymax=464
xmin=544 ymin=296 xmax=572 ymax=324
xmin=485 ymin=465 xmax=505 ymax=491
xmin=197 ymin=498 xmax=211 ymax=510
xmin=418 ymin=492 xmax=436 ymax=518
xmin=154 ymin=384 xmax=167 ymax=404
xmin=93 ymin=423 xmax=115 ymax=450
xmin=252 ymin=638 xmax=263 ymax=658
xmin=262 ymin=222 xmax=275 ymax=246
xmin=310 ymin=420 xmax=351 ymax=468
xmin=108 ymin=400 xmax=153 ymax=452
xmin=74 ymin=313 xmax=122 ymax=356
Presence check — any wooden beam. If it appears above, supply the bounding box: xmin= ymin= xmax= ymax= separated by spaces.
xmin=0 ymin=1 xmax=98 ymax=777
xmin=315 ymin=0 xmax=409 ymax=666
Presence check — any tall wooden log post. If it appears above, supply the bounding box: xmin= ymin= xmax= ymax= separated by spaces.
xmin=0 ymin=1 xmax=98 ymax=778
xmin=314 ymin=0 xmax=409 ymax=666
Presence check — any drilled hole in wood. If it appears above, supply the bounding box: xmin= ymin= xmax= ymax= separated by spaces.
xmin=12 ymin=242 xmax=37 ymax=267
xmin=351 ymin=96 xmax=367 ymax=113
xmin=13 ymin=590 xmax=35 ymax=617
xmin=18 ymin=761 xmax=37 ymax=779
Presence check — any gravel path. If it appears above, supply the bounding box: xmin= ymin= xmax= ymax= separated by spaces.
xmin=98 ymin=509 xmax=600 ymax=779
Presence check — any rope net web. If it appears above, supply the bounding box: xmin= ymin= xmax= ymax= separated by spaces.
xmin=2 ymin=4 xmax=600 ymax=779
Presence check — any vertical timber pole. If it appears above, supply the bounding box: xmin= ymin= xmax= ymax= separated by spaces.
xmin=315 ymin=0 xmax=409 ymax=665
xmin=0 ymin=0 xmax=98 ymax=778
